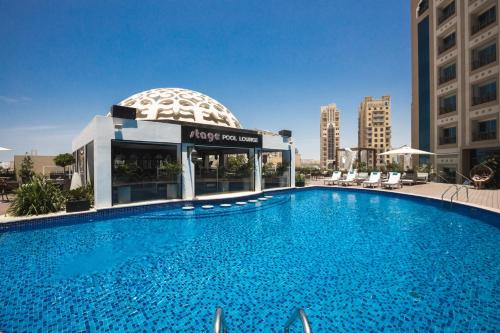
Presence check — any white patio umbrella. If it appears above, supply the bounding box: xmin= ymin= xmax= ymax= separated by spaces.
xmin=378 ymin=145 xmax=435 ymax=173
xmin=0 ymin=147 xmax=11 ymax=151
xmin=378 ymin=145 xmax=435 ymax=156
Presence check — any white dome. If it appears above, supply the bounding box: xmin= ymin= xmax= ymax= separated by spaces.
xmin=118 ymin=88 xmax=242 ymax=128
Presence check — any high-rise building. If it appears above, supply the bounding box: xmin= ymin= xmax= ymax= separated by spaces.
xmin=358 ymin=96 xmax=392 ymax=167
xmin=320 ymin=103 xmax=340 ymax=169
xmin=411 ymin=0 xmax=499 ymax=183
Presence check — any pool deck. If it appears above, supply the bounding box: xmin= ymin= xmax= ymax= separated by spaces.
xmin=308 ymin=179 xmax=500 ymax=213
xmin=1 ymin=182 xmax=499 ymax=224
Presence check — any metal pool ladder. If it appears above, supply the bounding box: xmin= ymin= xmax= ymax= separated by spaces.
xmin=441 ymin=184 xmax=469 ymax=205
xmin=213 ymin=307 xmax=312 ymax=333
xmin=284 ymin=308 xmax=312 ymax=333
xmin=214 ymin=307 xmax=228 ymax=333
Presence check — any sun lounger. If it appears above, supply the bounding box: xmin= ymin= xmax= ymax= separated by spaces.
xmin=323 ymin=171 xmax=342 ymax=185
xmin=401 ymin=173 xmax=416 ymax=186
xmin=354 ymin=172 xmax=369 ymax=184
xmin=338 ymin=170 xmax=357 ymax=186
xmin=382 ymin=172 xmax=401 ymax=189
xmin=416 ymin=172 xmax=429 ymax=184
xmin=362 ymin=172 xmax=381 ymax=188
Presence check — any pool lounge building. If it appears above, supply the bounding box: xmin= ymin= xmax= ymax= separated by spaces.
xmin=72 ymin=88 xmax=295 ymax=208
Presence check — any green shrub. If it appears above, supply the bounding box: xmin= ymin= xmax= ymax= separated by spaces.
xmin=8 ymin=175 xmax=65 ymax=216
xmin=66 ymin=184 xmax=94 ymax=206
xmin=295 ymin=173 xmax=305 ymax=187
xmin=159 ymin=161 xmax=182 ymax=179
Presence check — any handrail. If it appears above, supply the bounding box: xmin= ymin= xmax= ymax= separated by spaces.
xmin=441 ymin=184 xmax=458 ymax=201
xmin=214 ymin=307 xmax=228 ymax=333
xmin=437 ymin=171 xmax=452 ymax=184
xmin=455 ymin=170 xmax=473 ymax=185
xmin=284 ymin=308 xmax=312 ymax=333
xmin=451 ymin=185 xmax=469 ymax=203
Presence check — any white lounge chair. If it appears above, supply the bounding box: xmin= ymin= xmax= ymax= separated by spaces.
xmin=323 ymin=171 xmax=342 ymax=185
xmin=401 ymin=172 xmax=416 ymax=186
xmin=382 ymin=172 xmax=401 ymax=189
xmin=338 ymin=170 xmax=357 ymax=186
xmin=362 ymin=171 xmax=381 ymax=188
xmin=416 ymin=172 xmax=429 ymax=184
xmin=354 ymin=172 xmax=369 ymax=184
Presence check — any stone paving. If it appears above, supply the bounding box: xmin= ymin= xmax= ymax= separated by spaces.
xmin=308 ymin=178 xmax=500 ymax=213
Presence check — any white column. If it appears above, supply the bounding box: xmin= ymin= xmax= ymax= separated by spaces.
xmin=252 ymin=148 xmax=262 ymax=192
xmin=290 ymin=143 xmax=296 ymax=187
xmin=181 ymin=143 xmax=195 ymax=200
xmin=93 ymin=138 xmax=112 ymax=209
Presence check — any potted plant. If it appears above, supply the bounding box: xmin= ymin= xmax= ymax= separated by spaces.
xmin=65 ymin=185 xmax=93 ymax=213
xmin=159 ymin=161 xmax=182 ymax=198
xmin=295 ymin=173 xmax=305 ymax=187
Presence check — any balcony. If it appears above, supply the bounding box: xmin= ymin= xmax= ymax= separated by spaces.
xmin=439 ymin=105 xmax=456 ymax=115
xmin=438 ymin=2 xmax=456 ymax=25
xmin=439 ymin=40 xmax=456 ymax=54
xmin=472 ymin=92 xmax=497 ymax=105
xmin=471 ymin=7 xmax=496 ymax=35
xmin=471 ymin=51 xmax=496 ymax=70
xmin=439 ymin=72 xmax=456 ymax=84
xmin=418 ymin=0 xmax=429 ymax=17
xmin=472 ymin=131 xmax=497 ymax=141
xmin=439 ymin=137 xmax=457 ymax=145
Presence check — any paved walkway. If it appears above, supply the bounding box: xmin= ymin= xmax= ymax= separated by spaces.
xmin=0 ymin=200 xmax=10 ymax=216
xmin=309 ymin=179 xmax=500 ymax=212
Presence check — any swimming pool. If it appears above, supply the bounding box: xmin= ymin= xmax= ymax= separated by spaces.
xmin=0 ymin=188 xmax=498 ymax=332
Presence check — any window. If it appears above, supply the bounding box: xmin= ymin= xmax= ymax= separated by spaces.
xmin=440 ymin=126 xmax=457 ymax=145
xmin=439 ymin=32 xmax=456 ymax=54
xmin=439 ymin=63 xmax=456 ymax=84
xmin=438 ymin=1 xmax=456 ymax=24
xmin=472 ymin=80 xmax=497 ymax=105
xmin=418 ymin=17 xmax=431 ymax=152
xmin=471 ymin=42 xmax=496 ymax=70
xmin=111 ymin=141 xmax=180 ymax=204
xmin=472 ymin=119 xmax=497 ymax=141
xmin=471 ymin=6 xmax=496 ymax=35
xmin=439 ymin=94 xmax=457 ymax=114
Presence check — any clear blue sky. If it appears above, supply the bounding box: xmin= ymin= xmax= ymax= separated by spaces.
xmin=0 ymin=0 xmax=411 ymax=161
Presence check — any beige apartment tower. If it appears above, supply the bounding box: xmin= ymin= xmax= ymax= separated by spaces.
xmin=320 ymin=103 xmax=340 ymax=169
xmin=358 ymin=96 xmax=392 ymax=167
xmin=411 ymin=0 xmax=499 ymax=183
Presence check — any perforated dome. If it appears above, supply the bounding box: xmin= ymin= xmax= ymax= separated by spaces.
xmin=118 ymin=88 xmax=242 ymax=128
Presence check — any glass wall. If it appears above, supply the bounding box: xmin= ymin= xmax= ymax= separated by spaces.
xmin=111 ymin=141 xmax=180 ymax=204
xmin=194 ymin=146 xmax=254 ymax=196
xmin=262 ymin=150 xmax=291 ymax=189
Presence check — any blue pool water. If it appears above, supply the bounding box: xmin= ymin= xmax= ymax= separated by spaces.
xmin=0 ymin=188 xmax=499 ymax=332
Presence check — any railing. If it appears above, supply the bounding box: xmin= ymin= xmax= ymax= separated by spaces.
xmin=471 ymin=11 xmax=496 ymax=35
xmin=439 ymin=137 xmax=456 ymax=145
xmin=472 ymin=93 xmax=497 ymax=106
xmin=438 ymin=41 xmax=456 ymax=54
xmin=439 ymin=73 xmax=456 ymax=85
xmin=441 ymin=184 xmax=458 ymax=201
xmin=438 ymin=5 xmax=456 ymax=24
xmin=214 ymin=307 xmax=228 ymax=333
xmin=472 ymin=131 xmax=496 ymax=141
xmin=471 ymin=53 xmax=496 ymax=70
xmin=450 ymin=185 xmax=469 ymax=203
xmin=283 ymin=308 xmax=312 ymax=333
xmin=439 ymin=105 xmax=456 ymax=115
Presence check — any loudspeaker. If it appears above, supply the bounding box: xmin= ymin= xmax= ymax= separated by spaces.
xmin=279 ymin=129 xmax=292 ymax=137
xmin=111 ymin=105 xmax=136 ymax=119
